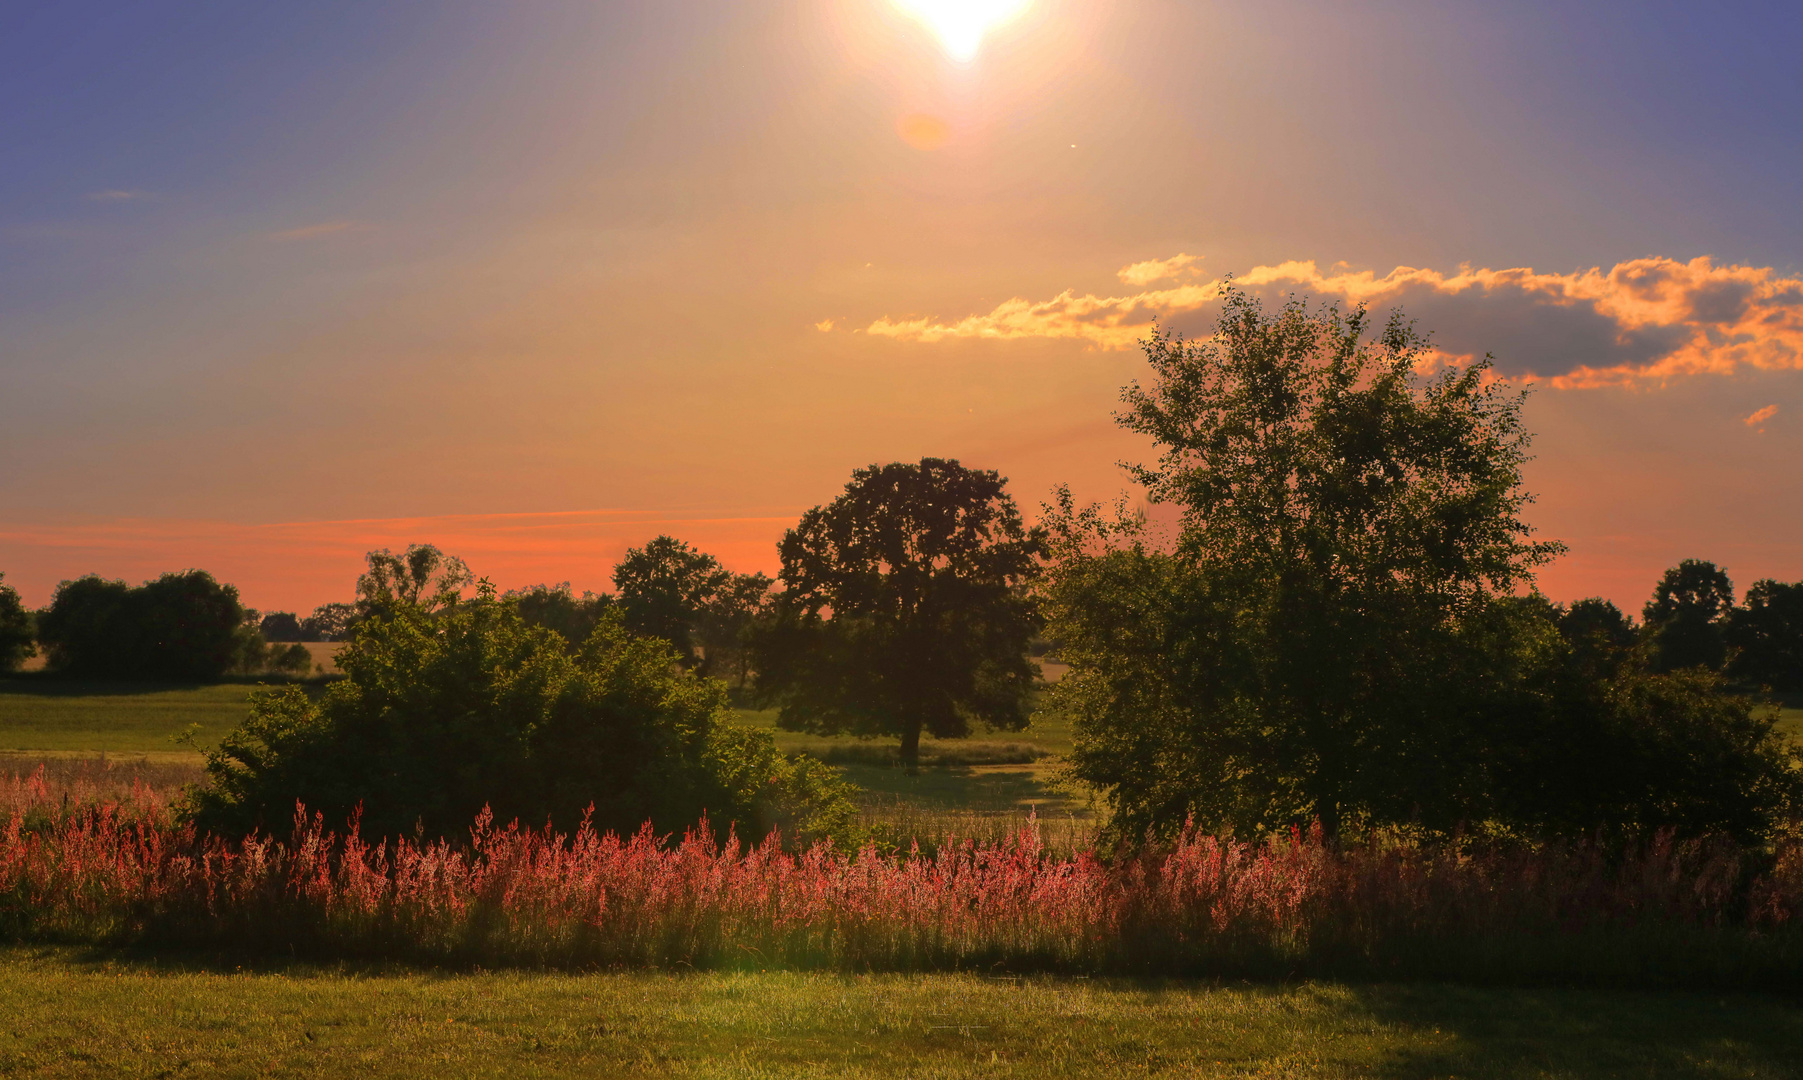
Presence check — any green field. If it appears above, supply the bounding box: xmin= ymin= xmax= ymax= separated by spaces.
xmin=4 ymin=946 xmax=1801 ymax=1079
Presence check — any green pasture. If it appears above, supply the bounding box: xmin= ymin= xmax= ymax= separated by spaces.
xmin=3 ymin=946 xmax=1800 ymax=1079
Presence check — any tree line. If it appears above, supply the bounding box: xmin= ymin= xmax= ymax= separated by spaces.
xmin=3 ymin=287 xmax=1800 ymax=848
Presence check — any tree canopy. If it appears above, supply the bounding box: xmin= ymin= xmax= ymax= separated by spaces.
xmin=1047 ymin=290 xmax=1571 ymax=838
xmin=1644 ymin=559 xmax=1734 ymax=673
xmin=34 ymin=570 xmax=260 ymax=681
xmin=613 ymin=536 xmax=731 ymax=664
xmin=750 ymin=458 xmax=1044 ymax=769
xmin=0 ymin=573 xmax=34 ymax=672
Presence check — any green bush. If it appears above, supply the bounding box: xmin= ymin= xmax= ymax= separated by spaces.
xmin=185 ymin=586 xmax=855 ymax=844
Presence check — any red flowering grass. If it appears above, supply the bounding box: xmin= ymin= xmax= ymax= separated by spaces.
xmin=4 ymin=765 xmax=1801 ymax=983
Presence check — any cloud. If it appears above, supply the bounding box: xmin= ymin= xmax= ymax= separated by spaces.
xmin=867 ymin=255 xmax=1803 ymax=386
xmin=1117 ymin=253 xmax=1200 ymax=286
xmin=815 ymin=318 xmax=835 ymax=332
xmin=86 ymin=189 xmax=149 ymax=201
xmin=269 ymin=220 xmax=366 ymax=242
xmin=1744 ymin=404 xmax=1779 ymax=429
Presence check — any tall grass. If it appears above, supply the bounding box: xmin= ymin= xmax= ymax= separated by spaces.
xmin=4 ymin=764 xmax=1802 ymax=984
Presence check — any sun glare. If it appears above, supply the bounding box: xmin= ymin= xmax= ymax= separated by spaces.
xmin=893 ymin=0 xmax=1031 ymax=61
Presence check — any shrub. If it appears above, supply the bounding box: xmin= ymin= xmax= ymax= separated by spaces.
xmin=184 ymin=586 xmax=855 ymax=845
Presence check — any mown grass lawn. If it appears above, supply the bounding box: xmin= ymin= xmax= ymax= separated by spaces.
xmin=4 ymin=945 xmax=1801 ymax=1079
xmin=0 ymin=677 xmax=261 ymax=756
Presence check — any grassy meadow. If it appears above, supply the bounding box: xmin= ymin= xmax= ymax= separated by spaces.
xmin=5 ymin=662 xmax=1803 ymax=1078
xmin=5 ymin=945 xmax=1803 ymax=1079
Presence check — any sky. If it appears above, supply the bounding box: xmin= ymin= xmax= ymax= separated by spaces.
xmin=2 ymin=0 xmax=1801 ymax=616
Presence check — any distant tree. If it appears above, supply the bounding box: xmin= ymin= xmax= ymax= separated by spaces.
xmin=750 ymin=458 xmax=1044 ymax=770
xmin=0 ymin=573 xmax=35 ymax=672
xmin=302 ymin=602 xmax=358 ymax=642
xmin=1045 ymin=292 xmax=1564 ymax=840
xmin=506 ymin=583 xmax=616 ymax=646
xmin=613 ymin=537 xmax=730 ymax=663
xmin=1728 ymin=579 xmax=1803 ymax=690
xmin=259 ymin=612 xmax=306 ymax=642
xmin=188 ymin=586 xmax=855 ymax=844
xmin=1559 ymin=597 xmax=1638 ymax=681
xmin=265 ymin=642 xmax=314 ymax=677
xmin=355 ymin=544 xmax=471 ymax=620
xmin=1644 ymin=560 xmax=1734 ymax=673
xmin=697 ymin=572 xmax=773 ymax=687
xmin=36 ymin=570 xmax=259 ymax=680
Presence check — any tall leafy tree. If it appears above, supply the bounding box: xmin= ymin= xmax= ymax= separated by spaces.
xmin=1046 ymin=290 xmax=1564 ymax=838
xmin=697 ymin=571 xmax=773 ymax=687
xmin=1728 ymin=579 xmax=1803 ymax=690
xmin=1643 ymin=560 xmax=1735 ymax=673
xmin=0 ymin=573 xmax=35 ymax=672
xmin=355 ymin=544 xmax=472 ymax=619
xmin=612 ymin=536 xmax=730 ymax=663
xmin=751 ymin=458 xmax=1044 ymax=769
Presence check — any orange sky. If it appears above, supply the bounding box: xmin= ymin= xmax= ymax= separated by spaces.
xmin=3 ymin=1 xmax=1800 ymax=616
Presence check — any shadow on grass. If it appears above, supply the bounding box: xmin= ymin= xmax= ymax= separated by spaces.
xmin=1346 ymin=981 xmax=1803 ymax=1078
xmin=0 ymin=672 xmax=334 ymax=698
xmin=834 ymin=762 xmax=1063 ymax=812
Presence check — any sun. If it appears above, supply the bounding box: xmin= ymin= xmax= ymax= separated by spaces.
xmin=893 ymin=0 xmax=1031 ymax=62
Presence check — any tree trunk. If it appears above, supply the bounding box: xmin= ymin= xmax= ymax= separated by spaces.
xmin=900 ymin=718 xmax=922 ymax=775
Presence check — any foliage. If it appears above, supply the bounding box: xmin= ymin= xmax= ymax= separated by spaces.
xmin=13 ymin=771 xmax=1803 ymax=985
xmin=303 ymin=602 xmax=359 ymax=642
xmin=258 ymin=611 xmax=306 ymax=642
xmin=1047 ymin=291 xmax=1563 ymax=839
xmin=1643 ymin=559 xmax=1735 ymax=673
xmin=33 ymin=571 xmax=261 ymax=681
xmin=1558 ymin=596 xmax=1638 ymax=681
xmin=184 ymin=584 xmax=854 ymax=844
xmin=265 ymin=642 xmax=314 ymax=677
xmin=612 ymin=536 xmax=730 ymax=663
xmin=505 ymin=582 xmax=615 ymax=646
xmin=751 ymin=458 xmax=1044 ymax=768
xmin=0 ymin=574 xmax=33 ymax=672
xmin=696 ymin=571 xmax=772 ymax=686
xmin=355 ymin=544 xmax=471 ymax=620
xmin=1728 ymin=578 xmax=1803 ymax=691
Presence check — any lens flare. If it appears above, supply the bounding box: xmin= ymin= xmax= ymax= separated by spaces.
xmin=893 ymin=0 xmax=1031 ymax=61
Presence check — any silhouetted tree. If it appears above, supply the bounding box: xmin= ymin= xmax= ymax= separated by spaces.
xmin=613 ymin=536 xmax=730 ymax=663
xmin=355 ymin=544 xmax=471 ymax=620
xmin=302 ymin=602 xmax=358 ymax=642
xmin=1045 ymin=291 xmax=1565 ymax=839
xmin=1559 ymin=597 xmax=1637 ymax=681
xmin=1644 ymin=560 xmax=1734 ymax=673
xmin=1728 ymin=579 xmax=1803 ymax=690
xmin=698 ymin=572 xmax=773 ymax=687
xmin=0 ymin=573 xmax=34 ymax=672
xmin=506 ymin=583 xmax=616 ymax=646
xmin=259 ymin=612 xmax=306 ymax=642
xmin=36 ymin=570 xmax=259 ymax=680
xmin=751 ymin=458 xmax=1044 ymax=770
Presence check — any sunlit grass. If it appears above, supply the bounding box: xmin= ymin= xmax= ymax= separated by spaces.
xmin=4 ymin=946 xmax=1802 ymax=1078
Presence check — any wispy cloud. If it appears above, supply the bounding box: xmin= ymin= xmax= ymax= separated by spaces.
xmin=1744 ymin=404 xmax=1779 ymax=429
xmin=86 ymin=189 xmax=149 ymax=201
xmin=867 ymin=255 xmax=1803 ymax=387
xmin=814 ymin=318 xmax=835 ymax=332
xmin=1117 ymin=253 xmax=1200 ymax=286
xmin=269 ymin=220 xmax=367 ymax=242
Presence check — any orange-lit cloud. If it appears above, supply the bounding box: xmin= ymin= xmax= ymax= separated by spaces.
xmin=269 ymin=220 xmax=367 ymax=242
xmin=868 ymin=255 xmax=1803 ymax=386
xmin=1117 ymin=253 xmax=1200 ymax=286
xmin=814 ymin=318 xmax=835 ymax=332
xmin=1744 ymin=404 xmax=1779 ymax=429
